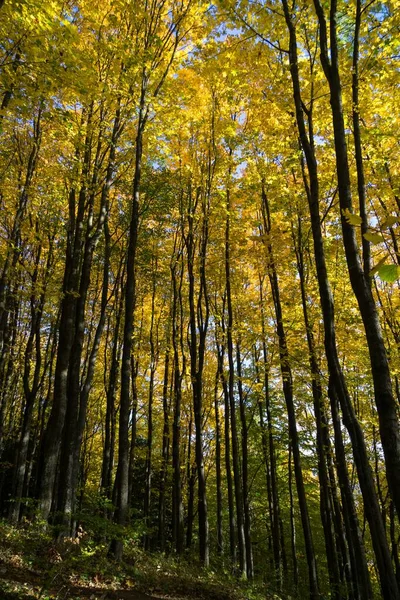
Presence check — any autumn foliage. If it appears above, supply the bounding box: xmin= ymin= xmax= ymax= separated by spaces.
xmin=0 ymin=1 xmax=400 ymax=599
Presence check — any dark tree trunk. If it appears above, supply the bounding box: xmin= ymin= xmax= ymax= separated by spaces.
xmin=214 ymin=346 xmax=223 ymax=557
xmin=171 ymin=243 xmax=185 ymax=554
xmin=128 ymin=352 xmax=139 ymax=508
xmin=352 ymin=0 xmax=370 ymax=277
xmin=158 ymin=344 xmax=171 ymax=551
xmin=389 ymin=500 xmax=400 ymax=587
xmin=288 ymin=443 xmax=298 ymax=592
xmin=0 ymin=105 xmax=42 ymax=356
xmin=56 ymin=103 xmax=121 ymax=534
xmin=225 ymin=182 xmax=247 ymax=578
xmin=144 ymin=266 xmax=158 ymax=550
xmin=186 ymin=180 xmax=210 ymax=566
xmin=280 ymin=2 xmax=395 ymax=595
xmin=236 ymin=341 xmax=253 ymax=578
xmin=328 ymin=381 xmax=372 ymax=600
xmin=313 ymin=0 xmax=400 ymax=534
xmin=110 ymin=79 xmax=146 ymax=559
xmin=101 ymin=281 xmax=123 ymax=501
xmin=218 ymin=320 xmax=236 ymax=566
xmin=261 ymin=189 xmax=319 ymax=600
xmin=38 ymin=106 xmax=92 ymax=521
xmin=258 ymin=280 xmax=283 ymax=587
xmin=186 ymin=409 xmax=196 ymax=551
xmin=293 ymin=218 xmax=342 ymax=599
xmin=9 ymin=235 xmax=53 ymax=523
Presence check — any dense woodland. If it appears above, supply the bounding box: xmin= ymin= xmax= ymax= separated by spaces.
xmin=0 ymin=0 xmax=400 ymax=598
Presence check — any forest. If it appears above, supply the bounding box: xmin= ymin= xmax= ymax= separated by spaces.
xmin=0 ymin=0 xmax=399 ymax=599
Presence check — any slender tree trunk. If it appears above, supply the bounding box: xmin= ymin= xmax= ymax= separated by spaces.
xmin=258 ymin=280 xmax=283 ymax=587
xmin=214 ymin=347 xmax=223 ymax=557
xmin=144 ymin=266 xmax=158 ymax=550
xmin=128 ymin=353 xmax=139 ymax=508
xmin=293 ymin=218 xmax=342 ymax=599
xmin=280 ymin=3 xmax=395 ymax=594
xmin=171 ymin=245 xmax=185 ymax=554
xmin=218 ymin=321 xmax=236 ymax=566
xmin=110 ymin=78 xmax=146 ymax=559
xmin=225 ymin=182 xmax=247 ymax=578
xmin=10 ymin=236 xmax=53 ymax=523
xmin=328 ymin=381 xmax=372 ymax=600
xmin=236 ymin=341 xmax=253 ymax=578
xmin=352 ymin=0 xmax=370 ymax=276
xmin=288 ymin=443 xmax=298 ymax=593
xmin=158 ymin=341 xmax=171 ymax=551
xmin=261 ymin=190 xmax=319 ymax=600
xmin=0 ymin=105 xmax=42 ymax=356
xmin=186 ymin=181 xmax=210 ymax=566
xmin=186 ymin=409 xmax=196 ymax=551
xmin=101 ymin=283 xmax=123 ymax=501
xmin=0 ymin=108 xmax=42 ymax=471
xmin=313 ymin=0 xmax=400 ymax=532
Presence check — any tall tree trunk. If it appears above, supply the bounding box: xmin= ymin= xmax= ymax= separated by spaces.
xmin=214 ymin=345 xmax=223 ymax=557
xmin=101 ymin=266 xmax=124 ymax=505
xmin=58 ymin=105 xmax=122 ymax=533
xmin=110 ymin=77 xmax=147 ymax=559
xmin=128 ymin=353 xmax=139 ymax=508
xmin=186 ymin=409 xmax=196 ymax=551
xmin=328 ymin=381 xmax=372 ymax=600
xmin=101 ymin=279 xmax=123 ymax=501
xmin=171 ymin=243 xmax=185 ymax=554
xmin=144 ymin=264 xmax=158 ymax=550
xmin=236 ymin=341 xmax=253 ymax=578
xmin=38 ymin=106 xmax=93 ymax=521
xmin=186 ymin=179 xmax=210 ymax=566
xmin=352 ymin=0 xmax=370 ymax=277
xmin=258 ymin=279 xmax=283 ymax=587
xmin=218 ymin=316 xmax=236 ymax=566
xmin=261 ymin=190 xmax=319 ymax=600
xmin=9 ymin=236 xmax=53 ymax=523
xmin=225 ymin=181 xmax=247 ymax=578
xmin=280 ymin=3 xmax=395 ymax=595
xmin=313 ymin=0 xmax=400 ymax=532
xmin=0 ymin=105 xmax=42 ymax=356
xmin=293 ymin=218 xmax=342 ymax=599
xmin=158 ymin=343 xmax=171 ymax=551
xmin=288 ymin=443 xmax=298 ymax=593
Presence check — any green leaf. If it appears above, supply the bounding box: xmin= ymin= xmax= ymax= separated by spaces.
xmin=363 ymin=231 xmax=384 ymax=244
xmin=370 ymin=254 xmax=388 ymax=276
xmin=342 ymin=208 xmax=362 ymax=226
xmin=377 ymin=264 xmax=400 ymax=283
xmin=381 ymin=215 xmax=398 ymax=229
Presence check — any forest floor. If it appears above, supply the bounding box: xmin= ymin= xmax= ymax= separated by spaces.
xmin=0 ymin=521 xmax=282 ymax=600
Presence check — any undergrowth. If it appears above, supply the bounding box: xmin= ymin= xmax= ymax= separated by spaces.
xmin=0 ymin=518 xmax=284 ymax=600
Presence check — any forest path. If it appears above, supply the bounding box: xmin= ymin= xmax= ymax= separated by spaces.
xmin=54 ymin=586 xmax=190 ymax=600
